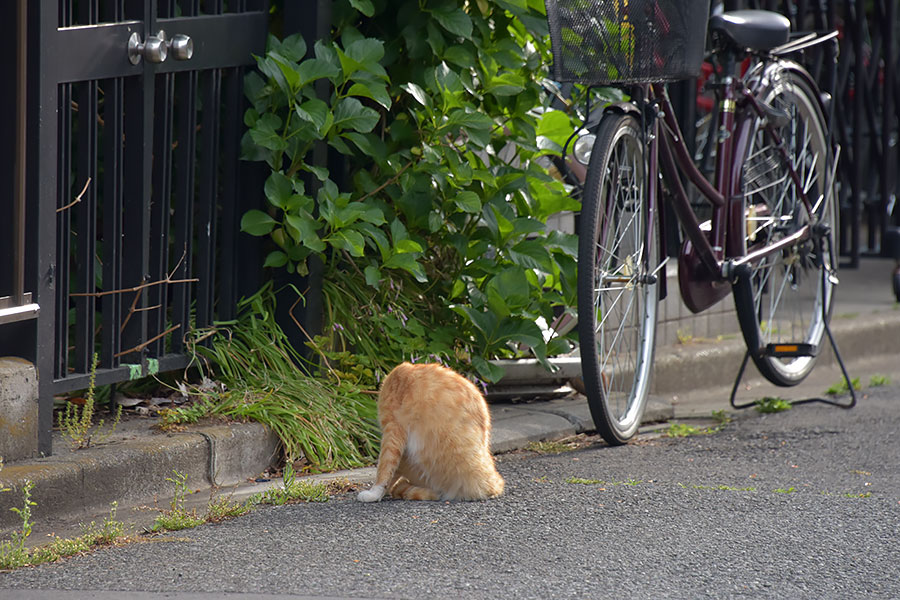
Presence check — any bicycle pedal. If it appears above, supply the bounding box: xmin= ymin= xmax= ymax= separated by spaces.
xmin=763 ymin=343 xmax=818 ymax=357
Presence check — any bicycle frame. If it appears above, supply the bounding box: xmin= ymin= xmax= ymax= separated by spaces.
xmin=646 ymin=59 xmax=833 ymax=314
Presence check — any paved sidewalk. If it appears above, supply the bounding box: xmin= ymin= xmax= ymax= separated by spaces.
xmin=1 ymin=257 xmax=898 ymax=540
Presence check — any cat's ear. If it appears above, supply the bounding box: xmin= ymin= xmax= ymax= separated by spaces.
xmin=357 ymin=484 xmax=386 ymax=502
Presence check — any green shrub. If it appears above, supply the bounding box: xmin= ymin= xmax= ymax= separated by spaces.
xmin=241 ymin=0 xmax=586 ymax=383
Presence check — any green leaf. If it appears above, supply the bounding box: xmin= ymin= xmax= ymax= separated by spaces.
xmin=484 ymin=72 xmax=526 ymax=96
xmin=401 ymin=82 xmax=431 ymax=108
xmin=248 ymin=113 xmax=286 ymax=152
xmin=452 ymin=305 xmax=498 ymax=341
xmin=297 ymin=58 xmax=340 ymax=88
xmin=295 ymin=99 xmax=331 ymax=134
xmin=343 ymin=132 xmax=388 ymax=167
xmin=546 ymin=230 xmax=579 ymax=257
xmin=472 ymin=356 xmax=505 ymax=383
xmin=496 ymin=317 xmax=544 ymax=350
xmin=264 ymin=171 xmax=293 ymax=210
xmin=432 ymin=7 xmax=473 ymax=38
xmin=285 ymin=214 xmax=326 ymax=252
xmin=453 ymin=191 xmax=481 ymax=213
xmin=383 ymin=252 xmax=428 ymax=282
xmin=269 ymin=52 xmax=301 ymax=93
xmin=333 ymin=98 xmax=380 ymax=133
xmin=536 ymin=109 xmax=575 ymax=151
xmin=449 ymin=278 xmax=466 ymax=300
xmin=349 ymin=0 xmax=375 ymax=16
xmin=394 ymin=239 xmax=423 ymax=253
xmin=508 ymin=239 xmax=555 ymax=272
xmin=444 ymin=45 xmax=476 ymax=68
xmin=328 ymin=229 xmax=366 ymax=257
xmin=241 ymin=210 xmax=278 ymax=236
xmin=364 ymin=265 xmax=382 ymax=287
xmin=263 ymin=250 xmax=289 ymax=268
xmin=345 ymin=38 xmax=385 ymax=68
xmin=486 ymin=268 xmax=531 ymax=310
xmin=390 ymin=218 xmax=410 ymax=243
xmin=276 ymin=33 xmax=307 ymax=62
xmin=347 ymin=82 xmax=392 ymax=110
xmin=445 ymin=109 xmax=494 ymax=147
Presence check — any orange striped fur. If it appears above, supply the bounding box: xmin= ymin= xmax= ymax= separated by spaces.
xmin=357 ymin=362 xmax=504 ymax=502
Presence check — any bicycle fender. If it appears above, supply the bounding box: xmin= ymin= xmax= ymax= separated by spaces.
xmin=603 ymin=101 xmax=642 ymax=118
xmin=760 ymin=60 xmax=830 ymax=124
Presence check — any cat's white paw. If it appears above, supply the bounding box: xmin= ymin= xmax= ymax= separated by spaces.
xmin=357 ymin=485 xmax=385 ymax=503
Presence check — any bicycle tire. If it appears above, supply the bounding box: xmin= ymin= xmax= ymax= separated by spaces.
xmin=733 ymin=68 xmax=837 ymax=386
xmin=577 ymin=113 xmax=659 ymax=445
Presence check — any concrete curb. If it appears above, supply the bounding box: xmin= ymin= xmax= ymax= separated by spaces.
xmin=0 ymin=423 xmax=279 ymax=532
xmin=652 ymin=308 xmax=900 ymax=395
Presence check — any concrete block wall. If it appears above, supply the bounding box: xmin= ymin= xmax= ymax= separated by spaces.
xmin=656 ymin=262 xmax=743 ymax=347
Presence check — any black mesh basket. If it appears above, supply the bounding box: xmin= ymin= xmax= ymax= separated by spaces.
xmin=545 ymin=0 xmax=711 ymax=85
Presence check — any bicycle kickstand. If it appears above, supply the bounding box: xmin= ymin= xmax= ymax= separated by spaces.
xmin=729 ymin=233 xmax=858 ymax=410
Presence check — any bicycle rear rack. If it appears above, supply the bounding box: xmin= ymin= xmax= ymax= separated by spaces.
xmin=729 ymin=231 xmax=858 ymax=410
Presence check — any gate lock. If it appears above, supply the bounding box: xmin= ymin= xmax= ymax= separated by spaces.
xmin=128 ymin=30 xmax=193 ymax=65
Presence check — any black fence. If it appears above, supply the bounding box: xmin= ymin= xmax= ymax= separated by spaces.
xmin=727 ymin=0 xmax=900 ymax=265
xmin=0 ymin=0 xmax=268 ymax=455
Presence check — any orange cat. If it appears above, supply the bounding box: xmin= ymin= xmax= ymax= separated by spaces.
xmin=357 ymin=362 xmax=504 ymax=502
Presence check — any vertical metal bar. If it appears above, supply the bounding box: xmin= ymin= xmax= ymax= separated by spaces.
xmin=195 ymin=0 xmax=224 ymax=330
xmin=169 ymin=0 xmax=200 ymax=352
xmin=56 ymin=83 xmax=72 ymax=380
xmin=120 ymin=0 xmax=157 ymax=363
xmin=14 ymin=0 xmax=27 ymax=306
xmin=195 ymin=69 xmax=221 ymax=331
xmin=170 ymin=69 xmax=197 ymax=354
xmin=850 ymin=0 xmax=862 ymax=266
xmin=218 ymin=66 xmax=242 ymax=321
xmin=880 ymin=0 xmax=895 ymax=254
xmin=101 ymin=79 xmax=124 ymax=368
xmin=73 ymin=0 xmax=99 ymax=374
xmin=34 ymin=0 xmax=63 ymax=454
xmin=148 ymin=71 xmax=174 ymax=357
xmin=73 ymin=83 xmax=98 ymax=374
xmin=101 ymin=1 xmax=125 ymax=371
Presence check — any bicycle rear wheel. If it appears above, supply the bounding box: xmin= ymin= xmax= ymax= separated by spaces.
xmin=577 ymin=113 xmax=659 ymax=445
xmin=734 ymin=69 xmax=837 ymax=386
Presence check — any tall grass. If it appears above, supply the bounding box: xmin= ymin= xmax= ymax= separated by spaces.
xmin=167 ymin=284 xmax=379 ymax=472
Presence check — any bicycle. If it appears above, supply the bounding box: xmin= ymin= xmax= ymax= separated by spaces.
xmin=545 ymin=1 xmax=849 ymax=444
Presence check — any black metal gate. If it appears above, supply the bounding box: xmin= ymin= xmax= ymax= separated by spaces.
xmin=10 ymin=0 xmax=267 ymax=455
xmin=725 ymin=0 xmax=900 ymax=265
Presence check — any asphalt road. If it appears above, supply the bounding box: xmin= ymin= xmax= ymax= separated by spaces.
xmin=2 ymin=385 xmax=899 ymax=600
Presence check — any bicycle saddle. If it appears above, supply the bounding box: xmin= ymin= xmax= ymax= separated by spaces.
xmin=709 ymin=10 xmax=791 ymax=52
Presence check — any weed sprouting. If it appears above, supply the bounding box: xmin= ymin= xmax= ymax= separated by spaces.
xmin=564 ymin=477 xmax=642 ymax=487
xmin=0 ymin=486 xmax=127 ymax=571
xmin=248 ymin=462 xmax=329 ymax=506
xmin=525 ymin=440 xmax=578 ymax=455
xmin=678 ymin=483 xmax=757 ymax=492
xmin=59 ymin=353 xmax=122 ymax=449
xmin=869 ymin=374 xmax=891 ymax=388
xmin=754 ymin=397 xmax=792 ymax=413
xmin=150 ymin=470 xmax=206 ymax=533
xmin=0 ymin=480 xmax=36 ymax=570
xmin=825 ymin=377 xmax=861 ymax=396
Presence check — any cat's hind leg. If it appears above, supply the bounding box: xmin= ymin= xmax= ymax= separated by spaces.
xmin=389 ymin=478 xmax=439 ymax=501
xmin=357 ymin=422 xmax=406 ymax=503
xmin=388 ymin=458 xmax=439 ymax=501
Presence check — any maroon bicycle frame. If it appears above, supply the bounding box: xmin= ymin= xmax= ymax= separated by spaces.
xmin=648 ymin=69 xmax=820 ymax=314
